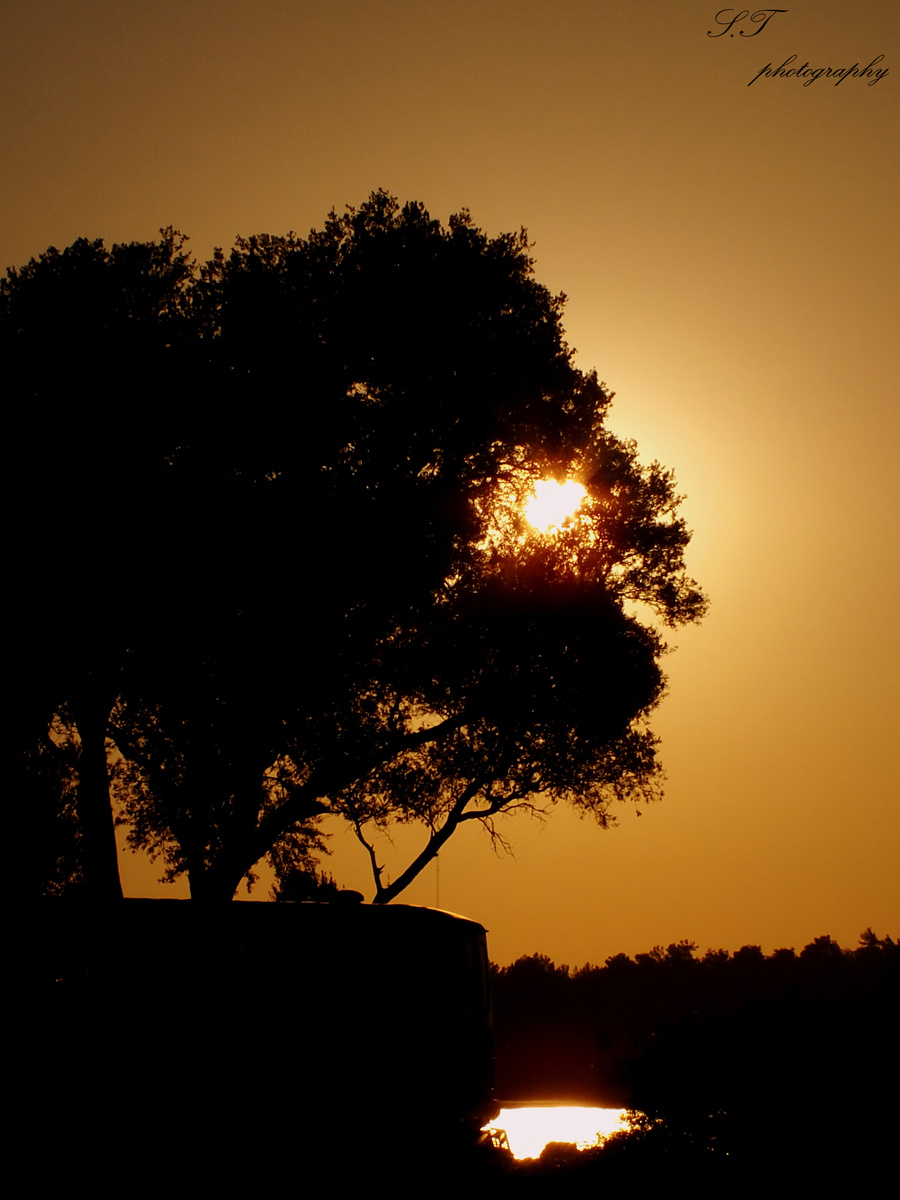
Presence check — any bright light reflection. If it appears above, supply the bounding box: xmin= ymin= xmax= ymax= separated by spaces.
xmin=524 ymin=479 xmax=587 ymax=532
xmin=484 ymin=1105 xmax=628 ymax=1160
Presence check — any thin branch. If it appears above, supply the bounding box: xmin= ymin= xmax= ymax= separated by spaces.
xmin=372 ymin=775 xmax=487 ymax=905
xmin=476 ymin=816 xmax=516 ymax=857
xmin=351 ymin=817 xmax=386 ymax=900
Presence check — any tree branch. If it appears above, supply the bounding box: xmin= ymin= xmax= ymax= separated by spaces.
xmin=203 ymin=712 xmax=467 ymax=898
xmin=371 ymin=776 xmax=487 ymax=905
xmin=351 ymin=816 xmax=386 ymax=900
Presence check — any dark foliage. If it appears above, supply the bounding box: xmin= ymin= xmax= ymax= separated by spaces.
xmin=7 ymin=229 xmax=197 ymax=899
xmin=491 ymin=931 xmax=899 ymax=1178
xmin=8 ymin=193 xmax=706 ymax=900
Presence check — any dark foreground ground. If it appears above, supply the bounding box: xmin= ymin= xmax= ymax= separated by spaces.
xmin=338 ymin=1117 xmax=896 ymax=1195
xmin=23 ymin=919 xmax=896 ymax=1193
xmin=20 ymin=1085 xmax=894 ymax=1194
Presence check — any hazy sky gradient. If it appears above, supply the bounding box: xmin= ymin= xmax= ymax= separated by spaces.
xmin=5 ymin=1 xmax=897 ymax=965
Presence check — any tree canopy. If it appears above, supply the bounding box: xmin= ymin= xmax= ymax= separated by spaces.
xmin=9 ymin=192 xmax=707 ymax=902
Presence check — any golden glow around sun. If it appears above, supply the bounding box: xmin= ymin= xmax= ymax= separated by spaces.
xmin=524 ymin=479 xmax=587 ymax=533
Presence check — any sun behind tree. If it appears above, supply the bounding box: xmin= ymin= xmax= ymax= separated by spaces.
xmin=524 ymin=479 xmax=587 ymax=533
xmin=10 ymin=191 xmax=707 ymax=903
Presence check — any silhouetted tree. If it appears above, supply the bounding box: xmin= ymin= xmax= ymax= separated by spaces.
xmin=10 ymin=193 xmax=707 ymax=900
xmin=16 ymin=711 xmax=83 ymax=896
xmin=6 ymin=229 xmax=197 ymax=898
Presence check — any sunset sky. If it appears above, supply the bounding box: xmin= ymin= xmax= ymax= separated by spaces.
xmin=5 ymin=1 xmax=897 ymax=967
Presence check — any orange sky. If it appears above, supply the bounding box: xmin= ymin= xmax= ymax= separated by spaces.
xmin=5 ymin=1 xmax=897 ymax=966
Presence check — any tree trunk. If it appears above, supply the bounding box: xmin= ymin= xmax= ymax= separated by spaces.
xmin=70 ymin=681 xmax=123 ymax=901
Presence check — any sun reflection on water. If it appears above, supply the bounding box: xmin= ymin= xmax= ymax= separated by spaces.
xmin=484 ymin=1104 xmax=629 ymax=1160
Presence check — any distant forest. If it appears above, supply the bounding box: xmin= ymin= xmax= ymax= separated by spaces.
xmin=491 ymin=931 xmax=897 ymax=1171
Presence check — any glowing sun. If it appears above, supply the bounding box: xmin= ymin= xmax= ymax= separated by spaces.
xmin=524 ymin=479 xmax=587 ymax=532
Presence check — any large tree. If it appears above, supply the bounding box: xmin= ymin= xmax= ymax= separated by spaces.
xmin=11 ymin=193 xmax=706 ymax=901
xmin=6 ymin=229 xmax=197 ymax=898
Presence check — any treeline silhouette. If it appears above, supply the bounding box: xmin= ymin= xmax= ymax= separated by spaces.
xmin=491 ymin=930 xmax=897 ymax=1179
